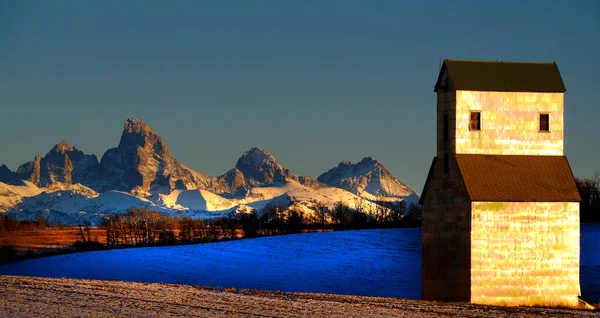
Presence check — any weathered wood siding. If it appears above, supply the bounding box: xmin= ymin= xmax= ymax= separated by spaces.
xmin=470 ymin=201 xmax=580 ymax=307
xmin=455 ymin=91 xmax=564 ymax=156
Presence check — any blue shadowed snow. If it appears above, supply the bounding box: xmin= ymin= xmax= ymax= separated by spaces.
xmin=0 ymin=228 xmax=421 ymax=299
xmin=581 ymin=223 xmax=600 ymax=303
xmin=1 ymin=226 xmax=599 ymax=302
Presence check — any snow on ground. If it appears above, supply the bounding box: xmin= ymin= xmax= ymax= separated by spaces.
xmin=1 ymin=226 xmax=599 ymax=303
xmin=581 ymin=223 xmax=600 ymax=303
xmin=2 ymin=276 xmax=595 ymax=318
xmin=0 ymin=228 xmax=421 ymax=299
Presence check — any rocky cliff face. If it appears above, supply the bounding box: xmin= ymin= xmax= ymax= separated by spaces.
xmin=16 ymin=141 xmax=101 ymax=188
xmin=215 ymin=147 xmax=324 ymax=195
xmin=234 ymin=147 xmax=294 ymax=186
xmin=0 ymin=165 xmax=25 ymax=186
xmin=98 ymin=118 xmax=213 ymax=194
xmin=317 ymin=157 xmax=415 ymax=199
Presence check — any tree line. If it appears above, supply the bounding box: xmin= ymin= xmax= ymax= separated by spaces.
xmin=93 ymin=199 xmax=422 ymax=249
xmin=0 ymin=213 xmax=68 ymax=231
xmin=576 ymin=174 xmax=600 ymax=223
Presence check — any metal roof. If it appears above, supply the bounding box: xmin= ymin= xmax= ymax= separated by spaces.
xmin=455 ymin=154 xmax=580 ymax=202
xmin=435 ymin=60 xmax=566 ymax=93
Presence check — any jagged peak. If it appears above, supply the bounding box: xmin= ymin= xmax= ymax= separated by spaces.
xmin=123 ymin=117 xmax=155 ymax=135
xmin=244 ymin=146 xmax=273 ymax=157
xmin=358 ymin=157 xmax=378 ymax=165
xmin=319 ymin=156 xmax=390 ymax=182
xmin=338 ymin=160 xmax=352 ymax=167
xmin=237 ymin=147 xmax=278 ymax=166
xmin=334 ymin=157 xmax=381 ymax=170
xmin=0 ymin=164 xmax=25 ymax=186
xmin=51 ymin=140 xmax=75 ymax=153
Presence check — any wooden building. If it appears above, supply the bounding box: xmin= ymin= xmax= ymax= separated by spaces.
xmin=420 ymin=60 xmax=584 ymax=307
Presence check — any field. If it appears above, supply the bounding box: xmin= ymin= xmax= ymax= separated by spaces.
xmin=2 ymin=226 xmax=600 ymax=304
xmin=0 ymin=275 xmax=596 ymax=317
xmin=1 ymin=228 xmax=420 ymax=298
xmin=0 ymin=228 xmax=106 ymax=253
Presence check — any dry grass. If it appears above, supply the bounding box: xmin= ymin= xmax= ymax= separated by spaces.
xmin=0 ymin=229 xmax=106 ymax=253
xmin=0 ymin=275 xmax=596 ymax=317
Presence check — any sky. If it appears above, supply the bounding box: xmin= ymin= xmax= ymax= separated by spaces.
xmin=0 ymin=0 xmax=598 ymax=192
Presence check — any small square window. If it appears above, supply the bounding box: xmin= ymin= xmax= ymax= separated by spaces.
xmin=469 ymin=112 xmax=481 ymax=131
xmin=539 ymin=114 xmax=549 ymax=132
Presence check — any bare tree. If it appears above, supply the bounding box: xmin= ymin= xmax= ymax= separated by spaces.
xmin=576 ymin=173 xmax=600 ymax=222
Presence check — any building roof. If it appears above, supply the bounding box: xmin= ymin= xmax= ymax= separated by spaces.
xmin=434 ymin=60 xmax=566 ymax=93
xmin=455 ymin=154 xmax=580 ymax=202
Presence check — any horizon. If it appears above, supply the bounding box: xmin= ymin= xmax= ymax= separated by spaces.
xmin=1 ymin=1 xmax=599 ymax=192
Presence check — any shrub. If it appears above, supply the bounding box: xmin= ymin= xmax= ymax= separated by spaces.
xmin=73 ymin=240 xmax=105 ymax=252
xmin=158 ymin=230 xmax=176 ymax=245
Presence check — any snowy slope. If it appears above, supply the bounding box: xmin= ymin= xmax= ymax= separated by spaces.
xmin=3 ymin=178 xmax=392 ymax=224
xmin=0 ymin=181 xmax=44 ymax=212
xmin=157 ymin=189 xmax=237 ymax=212
xmin=318 ymin=157 xmax=418 ymax=204
xmin=4 ymin=188 xmax=177 ymax=225
xmin=2 ymin=178 xmax=412 ymax=225
xmin=236 ymin=180 xmax=383 ymax=214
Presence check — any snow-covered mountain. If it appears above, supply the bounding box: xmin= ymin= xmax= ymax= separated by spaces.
xmin=0 ymin=181 xmax=44 ymax=212
xmin=215 ymin=147 xmax=325 ymax=196
xmin=0 ymin=118 xmax=418 ymax=224
xmin=317 ymin=157 xmax=419 ymax=204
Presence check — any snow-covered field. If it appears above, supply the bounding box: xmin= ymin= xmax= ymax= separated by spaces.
xmin=581 ymin=223 xmax=600 ymax=303
xmin=1 ymin=226 xmax=599 ymax=303
xmin=0 ymin=228 xmax=420 ymax=298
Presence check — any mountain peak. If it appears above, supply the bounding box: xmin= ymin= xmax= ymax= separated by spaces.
xmin=359 ymin=157 xmax=377 ymax=165
xmin=99 ymin=117 xmax=212 ymax=193
xmin=238 ymin=147 xmax=277 ymax=165
xmin=246 ymin=146 xmax=272 ymax=156
xmin=124 ymin=118 xmax=154 ymax=135
xmin=117 ymin=118 xmax=163 ymax=151
xmin=231 ymin=147 xmax=293 ymax=187
xmin=51 ymin=140 xmax=75 ymax=153
xmin=318 ymin=157 xmax=415 ymax=199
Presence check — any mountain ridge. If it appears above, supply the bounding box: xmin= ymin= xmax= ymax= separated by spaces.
xmin=1 ymin=118 xmax=418 ymax=224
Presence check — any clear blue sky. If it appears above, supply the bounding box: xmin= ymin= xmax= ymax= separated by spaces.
xmin=0 ymin=0 xmax=598 ymax=192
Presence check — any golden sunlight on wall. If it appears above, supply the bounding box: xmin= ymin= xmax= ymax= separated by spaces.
xmin=455 ymin=91 xmax=564 ymax=155
xmin=470 ymin=201 xmax=580 ymax=307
